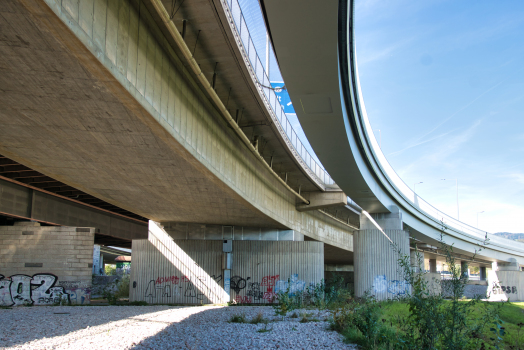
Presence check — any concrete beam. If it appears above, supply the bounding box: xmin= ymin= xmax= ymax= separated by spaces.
xmin=0 ymin=178 xmax=147 ymax=241
xmin=360 ymin=206 xmax=403 ymax=230
xmin=296 ymin=191 xmax=347 ymax=212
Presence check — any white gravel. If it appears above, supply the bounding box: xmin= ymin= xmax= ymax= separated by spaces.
xmin=0 ymin=305 xmax=356 ymax=349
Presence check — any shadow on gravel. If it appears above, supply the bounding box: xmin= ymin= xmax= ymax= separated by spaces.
xmin=0 ymin=304 xmax=206 ymax=348
xmin=129 ymin=306 xmax=265 ymax=350
xmin=129 ymin=306 xmax=340 ymax=350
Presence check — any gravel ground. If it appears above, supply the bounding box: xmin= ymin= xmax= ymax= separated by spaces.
xmin=0 ymin=305 xmax=356 ymax=349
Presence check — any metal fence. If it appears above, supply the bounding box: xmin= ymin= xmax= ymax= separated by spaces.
xmin=223 ymin=0 xmax=335 ymax=186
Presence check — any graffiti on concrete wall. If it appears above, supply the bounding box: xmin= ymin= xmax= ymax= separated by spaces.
xmin=0 ymin=274 xmax=72 ymax=306
xmin=141 ymin=273 xmax=310 ymax=304
xmin=247 ymin=282 xmax=263 ymax=301
xmin=274 ymin=274 xmax=306 ymax=296
xmin=58 ymin=281 xmax=91 ymax=305
xmin=234 ymin=295 xmax=252 ymax=303
xmin=116 ymin=262 xmax=131 ymax=275
xmin=230 ymin=276 xmax=250 ymax=294
xmin=230 ymin=274 xmax=307 ymax=303
xmin=144 ymin=274 xmax=224 ymax=301
xmin=373 ymin=275 xmax=409 ymax=296
xmin=490 ymin=281 xmax=518 ymax=296
xmin=261 ymin=274 xmax=279 ymax=302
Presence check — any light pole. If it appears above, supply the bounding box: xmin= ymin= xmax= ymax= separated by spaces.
xmin=477 ymin=211 xmax=484 ymax=228
xmin=413 ymin=181 xmax=423 ymax=193
xmin=441 ymin=178 xmax=459 ymax=220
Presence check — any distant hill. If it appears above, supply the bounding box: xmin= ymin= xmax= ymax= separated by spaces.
xmin=494 ymin=232 xmax=524 ymax=243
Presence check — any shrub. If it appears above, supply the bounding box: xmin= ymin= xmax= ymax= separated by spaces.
xmin=229 ymin=313 xmax=246 ymax=323
xmin=249 ymin=312 xmax=268 ymax=324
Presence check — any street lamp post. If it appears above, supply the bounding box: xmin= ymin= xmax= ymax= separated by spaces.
xmin=477 ymin=211 xmax=485 ymax=228
xmin=413 ymin=181 xmax=423 ymax=193
xmin=441 ymin=178 xmax=459 ymax=221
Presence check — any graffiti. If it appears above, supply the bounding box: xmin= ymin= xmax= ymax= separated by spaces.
xmin=373 ymin=275 xmax=409 ymax=295
xmin=145 ymin=280 xmax=160 ymax=298
xmin=155 ymin=276 xmax=180 ymax=285
xmin=69 ymin=288 xmax=91 ymax=305
xmin=0 ymin=274 xmax=71 ymax=306
xmin=261 ymin=275 xmax=279 ymax=288
xmin=274 ymin=274 xmax=306 ymax=296
xmin=500 ymin=286 xmax=518 ymax=294
xmin=116 ymin=262 xmax=131 ymax=275
xmin=234 ymin=295 xmax=252 ymax=304
xmin=263 ymin=291 xmax=277 ymax=302
xmin=58 ymin=281 xmax=91 ymax=305
xmin=184 ymin=282 xmax=197 ymax=298
xmin=147 ymin=275 xmax=216 ymax=301
xmin=146 ymin=280 xmax=172 ymax=298
xmin=0 ymin=275 xmax=13 ymax=306
xmin=211 ymin=275 xmax=222 ymax=283
xmin=230 ymin=276 xmax=250 ymax=294
xmin=247 ymin=282 xmax=263 ymax=301
xmin=142 ymin=272 xmax=314 ymax=304
xmin=387 ymin=280 xmax=409 ymax=295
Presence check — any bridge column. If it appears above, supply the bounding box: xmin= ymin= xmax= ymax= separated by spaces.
xmin=480 ymin=266 xmax=487 ymax=281
xmin=461 ymin=261 xmax=469 ymax=277
xmin=429 ymin=259 xmax=437 ymax=273
xmin=354 ymin=207 xmax=410 ymax=300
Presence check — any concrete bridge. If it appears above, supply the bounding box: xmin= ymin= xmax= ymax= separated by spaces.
xmin=0 ymin=0 xmax=522 ymax=304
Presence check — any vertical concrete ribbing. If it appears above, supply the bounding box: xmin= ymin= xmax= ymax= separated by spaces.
xmin=354 ymin=229 xmax=409 ymax=300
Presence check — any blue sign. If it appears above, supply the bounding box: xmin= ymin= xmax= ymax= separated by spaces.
xmin=271 ymin=82 xmax=295 ymax=114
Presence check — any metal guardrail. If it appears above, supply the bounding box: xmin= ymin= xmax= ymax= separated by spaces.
xmin=354 ymin=72 xmax=522 ymax=245
xmin=223 ymin=0 xmax=523 ymax=252
xmin=224 ymin=0 xmax=335 ymax=186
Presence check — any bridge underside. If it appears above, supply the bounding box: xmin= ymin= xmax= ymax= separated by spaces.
xmin=0 ymin=0 xmax=282 ymax=227
xmin=0 ymin=0 xmax=356 ymax=252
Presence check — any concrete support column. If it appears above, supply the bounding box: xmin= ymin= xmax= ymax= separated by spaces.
xmin=222 ymin=240 xmax=232 ymax=302
xmin=410 ymin=250 xmax=420 ymax=272
xmin=429 ymin=259 xmax=437 ymax=273
xmin=461 ymin=261 xmax=469 ymax=277
xmin=354 ymin=229 xmax=410 ymax=300
xmin=92 ymin=244 xmax=101 ymax=275
xmin=354 ymin=207 xmax=410 ymax=300
xmin=480 ymin=266 xmax=487 ymax=281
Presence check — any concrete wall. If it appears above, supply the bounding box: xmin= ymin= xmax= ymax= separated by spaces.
xmin=0 ymin=223 xmax=94 ymax=305
xmin=488 ymin=270 xmax=524 ymax=301
xmin=354 ymin=229 xmax=410 ymax=300
xmin=130 ymin=221 xmax=323 ymax=304
xmin=131 ymin=238 xmax=226 ymax=304
xmin=231 ymin=241 xmax=324 ymax=304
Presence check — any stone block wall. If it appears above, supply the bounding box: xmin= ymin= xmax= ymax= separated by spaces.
xmin=0 ymin=222 xmax=95 ymax=306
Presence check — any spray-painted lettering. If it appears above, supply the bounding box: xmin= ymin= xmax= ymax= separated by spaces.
xmin=0 ymin=274 xmax=72 ymax=306
xmin=373 ymin=275 xmax=409 ymax=295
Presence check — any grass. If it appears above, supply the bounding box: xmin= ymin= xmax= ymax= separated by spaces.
xmin=257 ymin=323 xmax=273 ymax=333
xmin=299 ymin=312 xmax=320 ymax=323
xmin=343 ymin=300 xmax=524 ymax=349
xmin=498 ymin=302 xmax=524 ymax=349
xmin=249 ymin=312 xmax=269 ymax=324
xmin=229 ymin=313 xmax=247 ymax=323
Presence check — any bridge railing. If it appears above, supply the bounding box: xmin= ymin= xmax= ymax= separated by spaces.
xmin=224 ymin=0 xmax=335 ymax=186
xmin=355 ymin=73 xmax=521 ymax=246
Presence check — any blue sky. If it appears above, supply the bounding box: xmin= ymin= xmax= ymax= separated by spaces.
xmin=238 ymin=0 xmax=524 ymax=233
xmin=355 ymin=0 xmax=524 ymax=233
